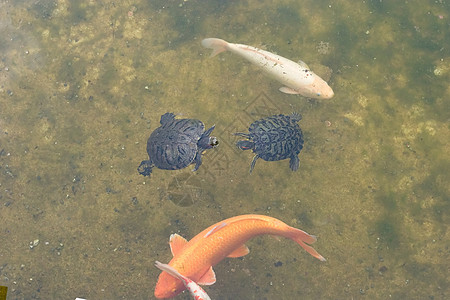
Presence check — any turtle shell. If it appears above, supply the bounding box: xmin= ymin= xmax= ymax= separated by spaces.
xmin=148 ymin=117 xmax=205 ymax=170
xmin=248 ymin=113 xmax=303 ymax=161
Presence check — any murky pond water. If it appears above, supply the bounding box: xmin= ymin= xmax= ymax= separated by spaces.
xmin=0 ymin=0 xmax=448 ymax=299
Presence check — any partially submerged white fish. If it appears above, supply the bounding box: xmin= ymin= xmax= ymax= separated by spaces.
xmin=201 ymin=38 xmax=334 ymax=99
xmin=155 ymin=261 xmax=212 ymax=300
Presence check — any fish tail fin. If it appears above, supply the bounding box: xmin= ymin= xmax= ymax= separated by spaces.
xmin=291 ymin=228 xmax=326 ymax=261
xmin=201 ymin=38 xmax=229 ymax=57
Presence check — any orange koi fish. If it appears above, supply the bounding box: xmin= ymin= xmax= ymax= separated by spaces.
xmin=154 ymin=214 xmax=325 ymax=298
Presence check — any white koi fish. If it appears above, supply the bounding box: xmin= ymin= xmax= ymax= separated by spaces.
xmin=155 ymin=261 xmax=212 ymax=300
xmin=201 ymin=38 xmax=334 ymax=99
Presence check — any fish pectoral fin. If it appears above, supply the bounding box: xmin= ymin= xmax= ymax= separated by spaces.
xmin=271 ymin=235 xmax=282 ymax=242
xmin=197 ymin=267 xmax=216 ymax=285
xmin=279 ymin=86 xmax=301 ymax=94
xmin=297 ymin=60 xmax=310 ymax=69
xmin=169 ymin=233 xmax=188 ymax=256
xmin=227 ymin=244 xmax=250 ymax=258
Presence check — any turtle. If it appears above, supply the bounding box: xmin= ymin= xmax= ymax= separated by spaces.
xmin=138 ymin=113 xmax=218 ymax=177
xmin=235 ymin=113 xmax=304 ymax=173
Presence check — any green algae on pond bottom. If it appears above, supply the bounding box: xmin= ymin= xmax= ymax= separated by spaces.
xmin=375 ymin=216 xmax=400 ymax=249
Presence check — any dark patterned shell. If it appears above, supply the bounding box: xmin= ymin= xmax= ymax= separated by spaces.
xmin=148 ymin=118 xmax=205 ymax=170
xmin=248 ymin=114 xmax=303 ymax=161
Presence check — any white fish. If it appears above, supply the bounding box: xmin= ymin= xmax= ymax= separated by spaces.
xmin=154 ymin=261 xmax=212 ymax=300
xmin=201 ymin=38 xmax=334 ymax=99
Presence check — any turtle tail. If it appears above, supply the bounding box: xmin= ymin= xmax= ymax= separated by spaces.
xmin=137 ymin=160 xmax=154 ymax=177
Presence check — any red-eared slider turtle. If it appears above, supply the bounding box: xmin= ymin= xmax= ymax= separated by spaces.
xmin=235 ymin=113 xmax=303 ymax=173
xmin=138 ymin=113 xmax=218 ymax=177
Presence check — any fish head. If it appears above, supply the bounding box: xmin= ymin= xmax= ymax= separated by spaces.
xmin=315 ymin=84 xmax=334 ymax=99
xmin=154 ymin=271 xmax=185 ymax=299
xmin=307 ymin=74 xmax=334 ymax=99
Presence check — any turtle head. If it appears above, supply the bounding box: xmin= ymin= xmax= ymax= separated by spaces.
xmin=199 ymin=125 xmax=218 ymax=149
xmin=236 ymin=140 xmax=254 ymax=151
xmin=208 ymin=136 xmax=219 ymax=148
xmin=200 ymin=136 xmax=218 ymax=150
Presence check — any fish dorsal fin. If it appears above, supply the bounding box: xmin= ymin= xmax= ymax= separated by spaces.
xmin=227 ymin=244 xmax=250 ymax=258
xmin=169 ymin=233 xmax=188 ymax=257
xmin=204 ymin=222 xmax=228 ymax=238
xmin=197 ymin=266 xmax=216 ymax=285
xmin=204 ymin=215 xmax=274 ymax=238
xmin=297 ymin=59 xmax=310 ymax=69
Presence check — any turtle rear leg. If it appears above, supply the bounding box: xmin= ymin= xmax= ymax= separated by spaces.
xmin=249 ymin=154 xmax=260 ymax=173
xmin=289 ymin=155 xmax=299 ymax=171
xmin=138 ymin=160 xmax=154 ymax=177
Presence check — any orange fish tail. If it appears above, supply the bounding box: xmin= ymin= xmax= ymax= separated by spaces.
xmin=290 ymin=227 xmax=326 ymax=262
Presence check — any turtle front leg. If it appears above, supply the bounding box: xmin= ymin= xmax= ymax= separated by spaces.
xmin=193 ymin=152 xmax=203 ymax=172
xmin=249 ymin=154 xmax=260 ymax=173
xmin=234 ymin=132 xmax=250 ymax=138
